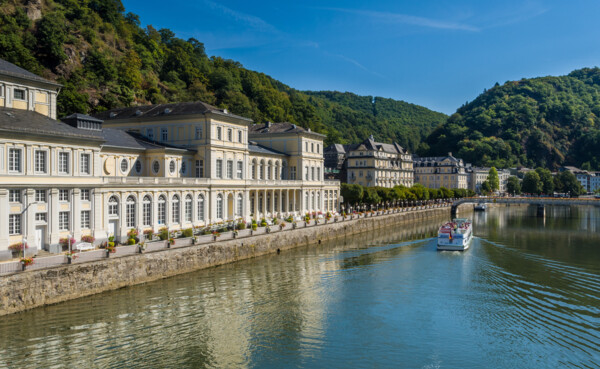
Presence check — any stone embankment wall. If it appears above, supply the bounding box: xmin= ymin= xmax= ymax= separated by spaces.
xmin=1 ymin=208 xmax=449 ymax=316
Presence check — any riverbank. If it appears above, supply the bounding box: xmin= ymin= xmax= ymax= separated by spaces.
xmin=0 ymin=207 xmax=451 ymax=316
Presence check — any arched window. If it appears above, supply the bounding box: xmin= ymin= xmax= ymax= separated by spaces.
xmin=236 ymin=194 xmax=243 ymax=217
xmin=108 ymin=196 xmax=119 ymax=216
xmin=216 ymin=194 xmax=223 ymax=219
xmin=185 ymin=195 xmax=192 ymax=222
xmin=143 ymin=195 xmax=152 ymax=226
xmin=267 ymin=160 xmax=272 ymax=180
xmin=172 ymin=195 xmax=180 ymax=223
xmin=259 ymin=160 xmax=265 ymax=180
xmin=275 ymin=162 xmax=280 ymax=180
xmin=197 ymin=195 xmax=205 ymax=221
xmin=158 ymin=195 xmax=166 ymax=225
xmin=126 ymin=195 xmax=136 ymax=227
xmin=316 ymin=192 xmax=320 ymax=210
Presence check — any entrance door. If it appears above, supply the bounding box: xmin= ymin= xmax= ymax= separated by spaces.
xmin=108 ymin=220 xmax=117 ymax=239
xmin=35 ymin=226 xmax=45 ymax=251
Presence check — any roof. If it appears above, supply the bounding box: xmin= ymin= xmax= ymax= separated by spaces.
xmin=349 ymin=136 xmax=406 ymax=155
xmin=248 ymin=143 xmax=288 ymax=156
xmin=93 ymin=101 xmax=252 ymax=122
xmin=413 ymin=154 xmax=464 ymax=166
xmin=61 ymin=113 xmax=104 ymax=123
xmin=249 ymin=122 xmax=326 ymax=137
xmin=325 ymin=143 xmax=360 ymax=154
xmin=0 ymin=58 xmax=61 ymax=87
xmin=102 ymin=129 xmax=195 ymax=153
xmin=0 ymin=108 xmax=104 ymax=141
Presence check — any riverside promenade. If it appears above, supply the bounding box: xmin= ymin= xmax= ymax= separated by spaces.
xmin=0 ymin=203 xmax=452 ymax=316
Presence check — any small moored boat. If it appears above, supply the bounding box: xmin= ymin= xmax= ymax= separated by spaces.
xmin=437 ymin=218 xmax=473 ymax=251
xmin=474 ymin=203 xmax=486 ymax=211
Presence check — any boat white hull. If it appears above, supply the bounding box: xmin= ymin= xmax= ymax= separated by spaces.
xmin=437 ymin=230 xmax=473 ymax=251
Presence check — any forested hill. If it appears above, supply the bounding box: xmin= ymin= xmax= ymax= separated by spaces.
xmin=0 ymin=0 xmax=446 ymax=149
xmin=421 ymin=69 xmax=600 ymax=170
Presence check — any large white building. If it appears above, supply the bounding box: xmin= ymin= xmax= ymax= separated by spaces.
xmin=0 ymin=59 xmax=339 ymax=260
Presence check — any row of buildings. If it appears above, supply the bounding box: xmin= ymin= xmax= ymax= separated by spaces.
xmin=0 ymin=58 xmax=340 ymax=260
xmin=325 ymin=137 xmax=511 ymax=193
xmin=560 ymin=167 xmax=600 ymax=193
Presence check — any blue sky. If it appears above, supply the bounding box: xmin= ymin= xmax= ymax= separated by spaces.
xmin=122 ymin=0 xmax=600 ymax=114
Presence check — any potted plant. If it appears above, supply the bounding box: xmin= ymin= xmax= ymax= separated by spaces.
xmin=168 ymin=237 xmax=175 ymax=247
xmin=212 ymin=231 xmax=220 ymax=241
xmin=138 ymin=242 xmax=146 ymax=253
xmin=143 ymin=229 xmax=154 ymax=240
xmin=279 ymin=223 xmax=285 ymax=230
xmin=106 ymin=242 xmax=116 ymax=256
xmin=8 ymin=242 xmax=27 ymax=258
xmin=292 ymin=221 xmax=297 ymax=229
xmin=265 ymin=225 xmax=271 ymax=234
xmin=65 ymin=251 xmax=78 ymax=264
xmin=20 ymin=256 xmax=34 ymax=270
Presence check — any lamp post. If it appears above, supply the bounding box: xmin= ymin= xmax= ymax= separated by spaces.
xmin=68 ymin=233 xmax=72 ymax=254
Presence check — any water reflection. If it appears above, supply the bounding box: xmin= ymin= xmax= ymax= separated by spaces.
xmin=0 ymin=209 xmax=598 ymax=369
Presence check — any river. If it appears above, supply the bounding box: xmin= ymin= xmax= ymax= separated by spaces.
xmin=0 ymin=205 xmax=598 ymax=368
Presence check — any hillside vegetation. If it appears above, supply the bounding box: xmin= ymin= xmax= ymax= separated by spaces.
xmin=421 ymin=70 xmax=600 ymax=170
xmin=0 ymin=0 xmax=445 ymax=148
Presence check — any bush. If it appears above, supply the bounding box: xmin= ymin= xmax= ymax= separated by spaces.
xmin=182 ymin=228 xmax=194 ymax=238
xmin=108 ymin=241 xmax=115 ymax=247
xmin=260 ymin=219 xmax=267 ymax=227
xmin=252 ymin=223 xmax=257 ymax=231
xmin=237 ymin=221 xmax=246 ymax=230
xmin=127 ymin=238 xmax=136 ymax=245
xmin=81 ymin=235 xmax=95 ymax=243
xmin=159 ymin=228 xmax=169 ymax=241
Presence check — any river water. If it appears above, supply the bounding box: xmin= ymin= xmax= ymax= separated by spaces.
xmin=0 ymin=206 xmax=599 ymax=369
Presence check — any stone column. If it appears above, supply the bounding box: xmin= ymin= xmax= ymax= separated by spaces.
xmin=262 ymin=189 xmax=267 ymax=219
xmin=244 ymin=189 xmax=250 ymax=222
xmin=92 ymin=189 xmax=105 ymax=243
xmin=49 ymin=188 xmax=60 ymax=246
xmin=72 ymin=188 xmax=81 ymax=241
xmin=118 ymin=191 xmax=127 ymax=243
xmin=25 ymin=189 xmax=37 ymax=253
xmin=0 ymin=189 xmax=10 ymax=259
xmin=253 ymin=190 xmax=258 ymax=220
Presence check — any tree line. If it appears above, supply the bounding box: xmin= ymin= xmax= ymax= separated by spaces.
xmin=340 ymin=183 xmax=475 ymax=207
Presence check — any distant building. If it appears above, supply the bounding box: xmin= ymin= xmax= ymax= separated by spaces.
xmin=346 ymin=136 xmax=413 ymax=188
xmin=467 ymin=166 xmax=511 ymax=193
xmin=413 ymin=153 xmax=468 ymax=189
xmin=560 ymin=166 xmax=600 ymax=193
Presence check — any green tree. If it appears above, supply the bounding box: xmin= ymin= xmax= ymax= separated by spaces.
xmin=535 ymin=167 xmax=554 ymax=194
xmin=481 ymin=180 xmax=492 ymax=194
xmin=488 ymin=167 xmax=499 ymax=192
xmin=36 ymin=12 xmax=67 ymax=68
xmin=554 ymin=171 xmax=583 ymax=196
xmin=522 ymin=171 xmax=542 ymax=195
xmin=341 ymin=183 xmax=363 ymax=205
xmin=364 ymin=187 xmax=382 ymax=205
xmin=506 ymin=176 xmax=521 ymax=195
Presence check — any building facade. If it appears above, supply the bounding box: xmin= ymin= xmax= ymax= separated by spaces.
xmin=0 ymin=59 xmax=339 ymax=260
xmin=345 ymin=136 xmax=413 ymax=188
xmin=413 ymin=153 xmax=468 ymax=189
xmin=467 ymin=166 xmax=511 ymax=193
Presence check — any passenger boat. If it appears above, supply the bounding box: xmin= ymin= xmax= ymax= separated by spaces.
xmin=474 ymin=203 xmax=486 ymax=211
xmin=437 ymin=218 xmax=473 ymax=251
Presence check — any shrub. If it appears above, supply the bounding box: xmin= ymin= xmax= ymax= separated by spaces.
xmin=108 ymin=235 xmax=115 ymax=242
xmin=59 ymin=237 xmax=76 ymax=247
xmin=237 ymin=221 xmax=246 ymax=230
xmin=260 ymin=218 xmax=267 ymax=227
xmin=159 ymin=228 xmax=169 ymax=241
xmin=81 ymin=235 xmax=95 ymax=243
xmin=182 ymin=228 xmax=194 ymax=238
xmin=252 ymin=223 xmax=257 ymax=231
xmin=285 ymin=215 xmax=293 ymax=223
xmin=8 ymin=242 xmax=27 ymax=252
xmin=108 ymin=241 xmax=115 ymax=247
xmin=127 ymin=238 xmax=136 ymax=245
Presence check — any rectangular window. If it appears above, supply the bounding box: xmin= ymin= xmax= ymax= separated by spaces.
xmin=317 ymin=144 xmax=320 ymax=154
xmin=81 ymin=211 xmax=90 ymax=229
xmin=305 ymin=142 xmax=308 ymax=152
xmin=217 ymin=127 xmax=222 ymax=140
xmin=147 ymin=128 xmax=154 ymax=140
xmin=9 ymin=214 xmax=21 ymax=235
xmin=237 ymin=161 xmax=243 ymax=179
xmin=216 ymin=159 xmax=223 ymax=178
xmin=35 ymin=213 xmax=47 ymax=222
xmin=8 ymin=148 xmax=21 ymax=172
xmin=80 ymin=153 xmax=90 ymax=174
xmin=58 ymin=152 xmax=70 ymax=174
xmin=59 ymin=212 xmax=69 ymax=231
xmin=9 ymin=189 xmax=21 ymax=203
xmin=290 ymin=166 xmax=297 ymax=180
xmin=195 ymin=127 xmax=202 ymax=139
xmin=161 ymin=128 xmax=168 ymax=141
xmin=311 ymin=143 xmax=314 ymax=152
xmin=196 ymin=159 xmax=204 ymax=178
xmin=35 ymin=189 xmax=46 ymax=203
xmin=14 ymin=89 xmax=25 ymax=100
xmin=305 ymin=166 xmax=309 ymax=180
xmin=317 ymin=167 xmax=321 ymax=181
xmin=227 ymin=160 xmax=233 ymax=179
xmin=311 ymin=167 xmax=315 ymax=181
xmin=228 ymin=129 xmax=233 ymax=142
xmin=81 ymin=189 xmax=90 ymax=201
xmin=35 ymin=150 xmax=47 ymax=173
xmin=238 ymin=130 xmax=242 ymax=143
xmin=59 ymin=189 xmax=69 ymax=202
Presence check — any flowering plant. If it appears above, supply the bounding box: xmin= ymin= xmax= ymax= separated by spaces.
xmin=65 ymin=251 xmax=78 ymax=259
xmin=8 ymin=242 xmax=27 ymax=252
xmin=20 ymin=257 xmax=34 ymax=266
xmin=127 ymin=229 xmax=139 ymax=238
xmin=304 ymin=213 xmax=310 ymax=222
xmin=212 ymin=231 xmax=220 ymax=237
xmin=59 ymin=237 xmax=76 ymax=247
xmin=169 ymin=237 xmax=175 ymax=245
xmin=279 ymin=223 xmax=285 ymax=230
xmin=326 ymin=211 xmax=332 ymax=219
xmin=81 ymin=235 xmax=95 ymax=243
xmin=106 ymin=243 xmax=116 ymax=253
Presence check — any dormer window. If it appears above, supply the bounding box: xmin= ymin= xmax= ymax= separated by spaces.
xmin=13 ymin=89 xmax=26 ymax=100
